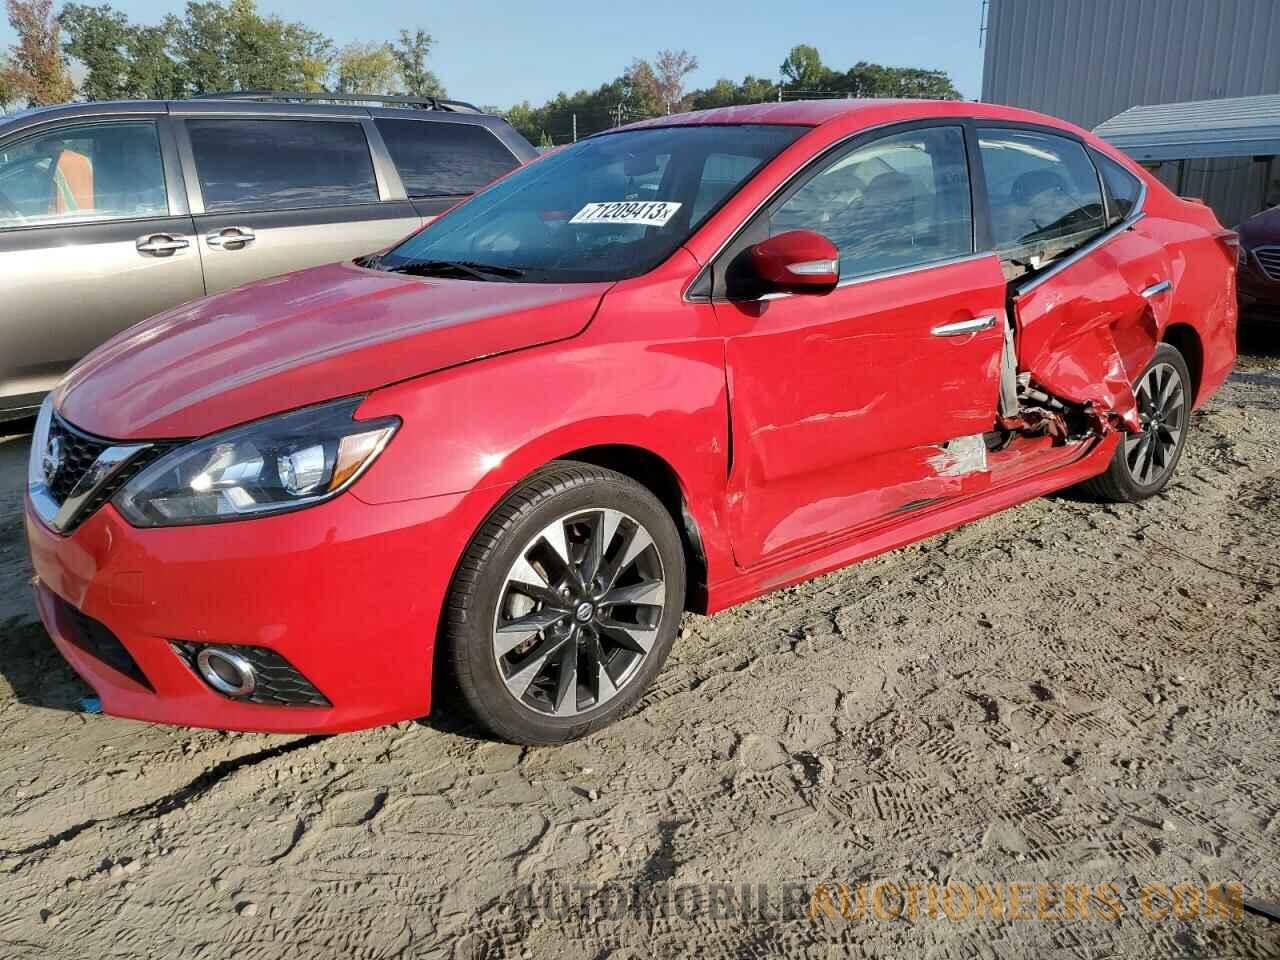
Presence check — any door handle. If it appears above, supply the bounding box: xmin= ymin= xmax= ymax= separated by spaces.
xmin=931 ymin=315 xmax=997 ymax=337
xmin=135 ymin=234 xmax=190 ymax=256
xmin=206 ymin=227 xmax=256 ymax=249
xmin=1140 ymin=279 xmax=1172 ymax=299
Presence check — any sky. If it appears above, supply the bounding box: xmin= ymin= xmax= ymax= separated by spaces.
xmin=1 ymin=0 xmax=988 ymax=110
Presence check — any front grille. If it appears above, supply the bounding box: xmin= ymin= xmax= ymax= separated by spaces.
xmin=40 ymin=413 xmax=178 ymax=531
xmin=1255 ymin=246 xmax=1280 ymax=282
xmin=45 ymin=415 xmax=110 ymax=503
xmin=57 ymin=598 xmax=154 ymax=691
xmin=170 ymin=641 xmax=332 ymax=707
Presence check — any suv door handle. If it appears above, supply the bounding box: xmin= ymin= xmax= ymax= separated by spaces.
xmin=136 ymin=233 xmax=190 ymax=256
xmin=1140 ymin=280 xmax=1172 ymax=299
xmin=206 ymin=227 xmax=256 ymax=249
xmin=931 ymin=315 xmax=997 ymax=337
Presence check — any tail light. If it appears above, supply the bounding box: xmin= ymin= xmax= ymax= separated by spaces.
xmin=1215 ymin=230 xmax=1243 ymax=265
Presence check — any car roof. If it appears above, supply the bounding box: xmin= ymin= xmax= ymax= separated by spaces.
xmin=617 ymin=98 xmax=1092 ymax=139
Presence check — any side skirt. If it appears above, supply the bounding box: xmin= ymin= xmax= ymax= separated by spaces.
xmin=703 ymin=432 xmax=1119 ymax=615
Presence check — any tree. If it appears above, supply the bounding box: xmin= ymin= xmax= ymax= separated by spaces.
xmin=0 ymin=55 xmax=16 ymax=111
xmin=838 ymin=61 xmax=961 ymax=100
xmin=391 ymin=28 xmax=444 ymax=98
xmin=651 ymin=48 xmax=697 ymax=113
xmin=5 ymin=0 xmax=74 ymax=105
xmin=686 ymin=73 xmax=776 ymax=110
xmin=335 ymin=42 xmax=397 ymax=94
xmin=779 ymin=44 xmax=827 ymax=90
xmin=60 ymin=3 xmax=131 ymax=100
xmin=125 ymin=22 xmax=184 ymax=99
xmin=169 ymin=0 xmax=331 ymax=94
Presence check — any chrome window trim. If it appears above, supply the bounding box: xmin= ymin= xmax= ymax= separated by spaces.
xmin=1010 ymin=168 xmax=1148 ymax=297
xmin=27 ymin=397 xmax=152 ymax=535
xmin=1014 ymin=208 xmax=1146 ymax=297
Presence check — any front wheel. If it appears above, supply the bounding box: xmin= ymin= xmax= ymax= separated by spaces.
xmin=1078 ymin=342 xmax=1191 ymax=502
xmin=441 ymin=462 xmax=686 ymax=745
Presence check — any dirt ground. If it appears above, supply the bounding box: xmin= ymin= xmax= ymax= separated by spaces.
xmin=1 ymin=327 xmax=1278 ymax=959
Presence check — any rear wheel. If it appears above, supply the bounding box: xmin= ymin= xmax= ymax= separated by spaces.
xmin=442 ymin=462 xmax=685 ymax=744
xmin=1078 ymin=342 xmax=1191 ymax=502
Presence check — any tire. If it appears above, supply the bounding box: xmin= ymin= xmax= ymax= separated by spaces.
xmin=1078 ymin=342 xmax=1191 ymax=502
xmin=441 ymin=461 xmax=686 ymax=745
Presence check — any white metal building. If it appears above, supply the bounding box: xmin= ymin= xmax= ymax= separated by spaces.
xmin=980 ymin=0 xmax=1280 ymax=225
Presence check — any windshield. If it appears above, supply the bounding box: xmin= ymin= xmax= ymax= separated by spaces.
xmin=378 ymin=124 xmax=806 ymax=283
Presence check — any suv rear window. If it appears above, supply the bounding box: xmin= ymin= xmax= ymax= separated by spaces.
xmin=375 ymin=119 xmax=518 ymax=197
xmin=187 ymin=119 xmax=379 ymax=213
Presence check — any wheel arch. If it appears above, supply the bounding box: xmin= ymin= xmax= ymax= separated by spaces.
xmin=1161 ymin=322 xmax=1204 ymax=406
xmin=556 ymin=444 xmax=709 ymax=613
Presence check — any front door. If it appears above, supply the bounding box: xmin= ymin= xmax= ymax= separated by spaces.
xmin=713 ymin=124 xmax=1007 ymax=569
xmin=0 ymin=118 xmax=203 ymax=413
xmin=178 ymin=117 xmax=421 ymax=295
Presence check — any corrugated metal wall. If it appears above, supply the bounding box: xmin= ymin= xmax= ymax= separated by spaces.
xmin=981 ymin=0 xmax=1280 ymax=224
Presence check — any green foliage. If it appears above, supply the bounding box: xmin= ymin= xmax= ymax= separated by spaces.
xmin=391 ymin=28 xmax=444 ymax=98
xmin=53 ymin=2 xmax=445 ymax=100
xmin=506 ymin=44 xmax=961 ymax=145
xmin=780 ymin=44 xmax=824 ymax=89
xmin=335 ymin=42 xmax=397 ymax=95
xmin=170 ymin=0 xmax=333 ymax=93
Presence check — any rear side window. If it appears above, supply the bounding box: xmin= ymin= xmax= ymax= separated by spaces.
xmin=0 ymin=120 xmax=166 ymax=229
xmin=374 ymin=119 xmax=518 ymax=197
xmin=978 ymin=128 xmax=1106 ymax=279
xmin=187 ymin=119 xmax=379 ymax=213
xmin=1091 ymin=149 xmax=1143 ymax=226
xmin=769 ymin=126 xmax=974 ymax=281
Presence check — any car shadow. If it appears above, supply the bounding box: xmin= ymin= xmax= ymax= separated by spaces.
xmin=0 ymin=616 xmax=95 ymax=714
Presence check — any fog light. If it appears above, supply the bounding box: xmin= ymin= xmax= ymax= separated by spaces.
xmin=195 ymin=646 xmax=256 ymax=696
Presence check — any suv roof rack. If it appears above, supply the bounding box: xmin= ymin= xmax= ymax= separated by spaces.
xmin=188 ymin=90 xmax=483 ymax=113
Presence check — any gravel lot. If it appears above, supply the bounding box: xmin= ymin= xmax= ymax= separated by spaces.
xmin=1 ymin=325 xmax=1277 ymax=959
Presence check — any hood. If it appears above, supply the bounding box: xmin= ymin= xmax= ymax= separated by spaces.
xmin=56 ymin=261 xmax=611 ymax=439
xmin=1240 ymin=205 xmax=1280 ymax=246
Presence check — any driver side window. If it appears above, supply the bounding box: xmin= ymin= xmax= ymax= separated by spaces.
xmin=0 ymin=121 xmax=167 ymax=230
xmin=768 ymin=125 xmax=974 ymax=282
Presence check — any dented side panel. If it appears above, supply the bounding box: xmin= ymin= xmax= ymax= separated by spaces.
xmin=1012 ymin=226 xmax=1171 ymax=432
xmin=717 ymin=255 xmax=1008 ymax=569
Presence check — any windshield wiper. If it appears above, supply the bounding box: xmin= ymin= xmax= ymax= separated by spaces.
xmin=384 ymin=259 xmax=525 ymax=282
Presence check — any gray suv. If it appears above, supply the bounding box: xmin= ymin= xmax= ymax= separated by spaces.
xmin=0 ymin=92 xmax=537 ymax=422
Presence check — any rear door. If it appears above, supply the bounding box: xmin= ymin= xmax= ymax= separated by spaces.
xmin=0 ymin=115 xmax=202 ymax=413
xmin=176 ymin=113 xmax=420 ymax=294
xmin=371 ymin=115 xmax=524 ymax=222
xmin=979 ymin=127 xmax=1168 ymax=431
xmin=711 ymin=123 xmax=1008 ymax=569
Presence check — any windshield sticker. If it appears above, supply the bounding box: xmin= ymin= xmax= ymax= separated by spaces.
xmin=569 ymin=201 xmax=682 ymax=227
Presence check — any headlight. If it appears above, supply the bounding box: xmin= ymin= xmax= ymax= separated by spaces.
xmin=114 ymin=397 xmax=399 ymax=527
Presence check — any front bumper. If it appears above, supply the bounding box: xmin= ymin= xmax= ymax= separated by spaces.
xmin=25 ymin=488 xmax=479 ymax=733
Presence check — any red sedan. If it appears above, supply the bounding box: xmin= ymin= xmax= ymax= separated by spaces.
xmin=25 ymin=100 xmax=1237 ymax=744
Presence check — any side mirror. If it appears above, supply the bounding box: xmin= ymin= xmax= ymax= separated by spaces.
xmin=750 ymin=230 xmax=840 ymax=293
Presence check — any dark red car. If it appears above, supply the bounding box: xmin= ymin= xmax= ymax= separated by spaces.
xmin=25 ymin=100 xmax=1237 ymax=744
xmin=1238 ymin=204 xmax=1280 ymax=314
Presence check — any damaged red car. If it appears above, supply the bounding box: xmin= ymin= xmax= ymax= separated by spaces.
xmin=26 ymin=100 xmax=1237 ymax=744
